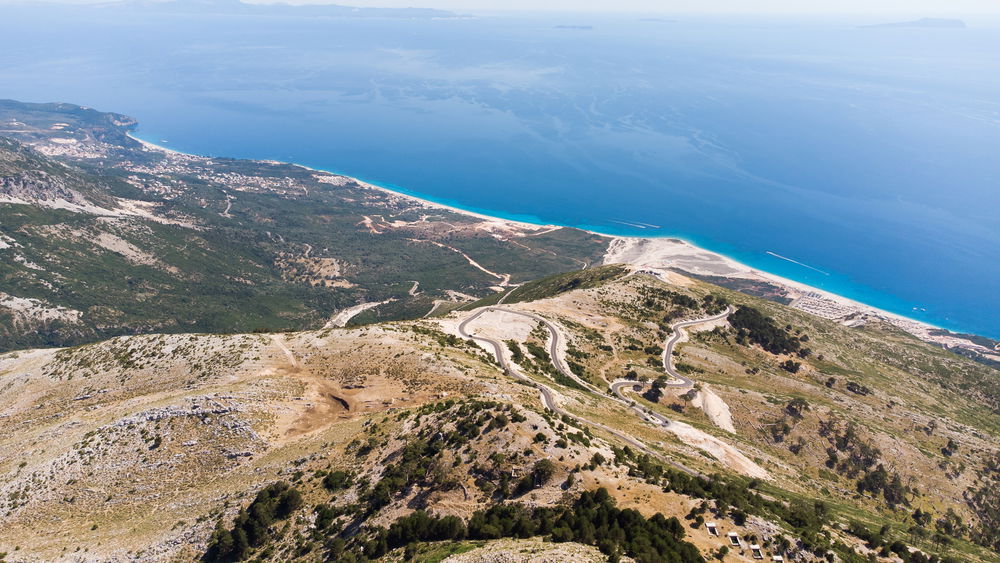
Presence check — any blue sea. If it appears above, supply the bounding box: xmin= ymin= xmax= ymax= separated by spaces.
xmin=1 ymin=5 xmax=998 ymax=338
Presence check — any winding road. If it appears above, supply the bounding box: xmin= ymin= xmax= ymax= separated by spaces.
xmin=456 ymin=304 xmax=773 ymax=479
xmin=458 ymin=306 xmax=699 ymax=476
xmin=610 ymin=306 xmax=733 ymax=401
xmin=458 ymin=308 xmax=562 ymax=413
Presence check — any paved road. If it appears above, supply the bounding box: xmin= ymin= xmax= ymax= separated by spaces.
xmin=458 ymin=306 xmax=699 ymax=476
xmin=457 ymin=308 xmax=562 ymax=413
xmin=505 ymin=308 xmax=604 ymax=395
xmin=661 ymin=306 xmax=734 ymax=385
xmin=610 ymin=306 xmax=734 ymax=402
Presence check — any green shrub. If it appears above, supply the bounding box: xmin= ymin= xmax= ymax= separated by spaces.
xmin=204 ymin=482 xmax=303 ymax=562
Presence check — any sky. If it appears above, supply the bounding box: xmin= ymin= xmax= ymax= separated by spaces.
xmin=8 ymin=0 xmax=999 ymax=14
xmin=238 ymin=0 xmax=1000 ymax=15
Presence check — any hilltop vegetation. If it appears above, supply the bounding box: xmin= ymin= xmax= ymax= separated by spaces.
xmin=729 ymin=305 xmax=805 ymax=356
xmin=208 ymin=484 xmax=703 ymax=563
xmin=500 ymin=265 xmax=629 ymax=304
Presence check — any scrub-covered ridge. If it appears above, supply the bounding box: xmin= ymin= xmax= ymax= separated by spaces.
xmin=1 ymin=266 xmax=997 ymax=562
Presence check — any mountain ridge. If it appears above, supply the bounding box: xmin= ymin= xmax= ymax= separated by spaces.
xmin=0 ymin=265 xmax=997 ymax=561
xmin=862 ymin=18 xmax=967 ymax=29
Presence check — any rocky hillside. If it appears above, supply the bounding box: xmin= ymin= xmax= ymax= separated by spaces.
xmin=0 ymin=138 xmax=117 ymax=208
xmin=1 ymin=268 xmax=996 ymax=562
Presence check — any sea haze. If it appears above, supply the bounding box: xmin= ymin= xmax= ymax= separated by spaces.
xmin=1 ymin=4 xmax=998 ymax=338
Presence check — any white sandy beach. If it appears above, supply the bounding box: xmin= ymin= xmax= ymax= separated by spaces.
xmin=127 ymin=133 xmax=190 ymax=157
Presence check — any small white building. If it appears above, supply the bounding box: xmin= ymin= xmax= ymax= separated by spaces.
xmin=705 ymin=522 xmax=719 ymax=536
xmin=750 ymin=544 xmax=764 ymax=560
xmin=727 ymin=531 xmax=741 ymax=547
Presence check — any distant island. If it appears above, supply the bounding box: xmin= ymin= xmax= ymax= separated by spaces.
xmin=862 ymin=17 xmax=966 ymax=29
xmin=554 ymin=25 xmax=594 ymax=30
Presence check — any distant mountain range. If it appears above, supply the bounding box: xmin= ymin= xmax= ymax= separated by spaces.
xmin=863 ymin=17 xmax=967 ymax=29
xmin=91 ymin=0 xmax=459 ymax=18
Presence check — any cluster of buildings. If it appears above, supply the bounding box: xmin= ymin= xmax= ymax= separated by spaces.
xmin=705 ymin=521 xmax=786 ymax=561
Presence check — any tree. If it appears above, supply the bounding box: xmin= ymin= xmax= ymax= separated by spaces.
xmin=942 ymin=438 xmax=958 ymax=457
xmin=323 ymin=470 xmax=352 ymax=491
xmin=779 ymin=360 xmax=801 ymax=374
xmin=729 ymin=307 xmax=803 ymax=355
xmin=643 ymin=376 xmax=668 ymax=403
xmin=276 ymin=487 xmax=302 ymax=517
xmin=935 ymin=508 xmax=964 ymax=537
xmin=846 ymin=381 xmax=872 ymax=396
xmin=785 ymin=397 xmax=809 ymax=418
xmin=205 ymin=520 xmax=238 ymax=562
xmin=375 ymin=487 xmax=706 ymax=563
xmin=204 ymin=482 xmax=303 ymax=562
xmin=533 ymin=459 xmax=557 ymax=486
xmin=506 ymin=340 xmax=525 ymax=364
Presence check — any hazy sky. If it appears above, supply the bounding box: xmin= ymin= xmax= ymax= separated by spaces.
xmin=11 ymin=0 xmax=999 ymax=14
xmin=241 ymin=0 xmax=1000 ymax=15
xmin=7 ymin=0 xmax=999 ymax=17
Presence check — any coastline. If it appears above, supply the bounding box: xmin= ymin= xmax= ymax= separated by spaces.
xmin=127 ymin=133 xmax=994 ymax=352
xmin=128 ymin=133 xmax=554 ymax=232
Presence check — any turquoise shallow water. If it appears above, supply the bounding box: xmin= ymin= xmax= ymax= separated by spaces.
xmin=2 ymin=6 xmax=998 ymax=338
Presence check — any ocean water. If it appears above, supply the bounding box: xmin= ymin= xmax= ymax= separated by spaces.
xmin=1 ymin=6 xmax=998 ymax=338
